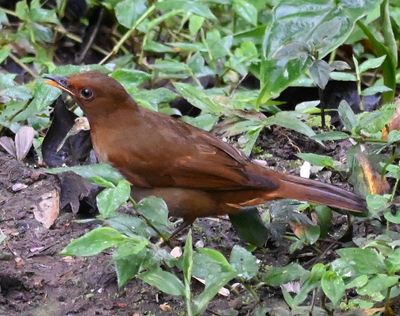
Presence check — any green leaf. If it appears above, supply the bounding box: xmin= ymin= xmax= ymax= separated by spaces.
xmin=259 ymin=0 xmax=379 ymax=103
xmin=173 ymin=82 xmax=221 ymax=114
xmin=357 ymin=274 xmax=399 ymax=296
xmin=334 ymin=248 xmax=386 ymax=275
xmin=264 ymin=263 xmax=308 ymax=287
xmin=136 ymin=196 xmax=171 ymax=231
xmin=183 ymin=230 xmax=193 ymax=306
xmin=366 ymin=194 xmax=390 ymax=215
xmin=309 ymin=60 xmax=330 ymax=89
xmin=233 ymin=0 xmax=258 ymax=26
xmin=359 ymin=55 xmax=386 ymax=74
xmin=192 ymin=248 xmax=236 ymax=314
xmin=264 ymin=111 xmax=317 ymax=141
xmin=0 ymin=46 xmax=11 ymax=64
xmin=115 ymin=0 xmax=147 ymax=28
xmin=97 ymin=180 xmax=131 ymax=218
xmin=229 ymin=245 xmax=258 ymax=280
xmin=61 ymin=227 xmax=127 ymax=256
xmin=139 ymin=268 xmax=185 ymax=296
xmin=156 ymin=1 xmax=215 ymax=19
xmin=361 ymin=85 xmax=392 ymax=96
xmin=111 ymin=69 xmax=151 ymax=88
xmin=197 ymin=248 xmax=233 ymax=272
xmin=114 ymin=253 xmax=143 ymax=287
xmin=321 ymin=270 xmax=345 ymax=306
xmin=297 ymin=153 xmax=334 ymax=168
xmin=329 ymin=71 xmax=357 ymax=81
xmin=46 ymin=163 xmax=124 ymax=185
xmin=311 ymin=131 xmax=349 ymax=141
xmin=338 ymin=100 xmax=356 ymax=131
xmin=189 ymin=15 xmax=204 ymax=36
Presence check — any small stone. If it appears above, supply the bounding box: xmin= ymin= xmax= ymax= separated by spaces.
xmin=11 ymin=183 xmax=28 ymax=192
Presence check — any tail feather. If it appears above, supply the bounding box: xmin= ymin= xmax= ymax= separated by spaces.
xmin=276 ymin=173 xmax=366 ymax=214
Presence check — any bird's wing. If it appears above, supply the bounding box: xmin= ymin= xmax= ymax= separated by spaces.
xmin=159 ymin=116 xmax=277 ymax=190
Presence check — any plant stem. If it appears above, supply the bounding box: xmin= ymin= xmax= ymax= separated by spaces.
xmin=128 ymin=195 xmax=169 ymax=242
xmin=9 ymin=53 xmax=38 ymax=78
xmin=100 ymin=4 xmax=157 ymax=65
xmin=243 ymin=282 xmax=260 ymax=303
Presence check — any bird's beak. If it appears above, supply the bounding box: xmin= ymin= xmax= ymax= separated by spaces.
xmin=44 ymin=75 xmax=74 ymax=95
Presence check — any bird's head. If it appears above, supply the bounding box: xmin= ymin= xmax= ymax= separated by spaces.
xmin=44 ymin=71 xmax=132 ymax=115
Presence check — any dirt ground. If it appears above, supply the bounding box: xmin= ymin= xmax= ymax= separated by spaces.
xmin=0 ymin=128 xmax=357 ymax=316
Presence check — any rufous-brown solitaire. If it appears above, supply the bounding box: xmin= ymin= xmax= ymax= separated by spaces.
xmin=45 ymin=72 xmax=366 ymax=228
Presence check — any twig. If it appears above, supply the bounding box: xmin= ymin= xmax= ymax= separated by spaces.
xmin=9 ymin=53 xmax=38 ymax=78
xmin=100 ymin=4 xmax=156 ymax=65
xmin=75 ymin=8 xmax=105 ymax=63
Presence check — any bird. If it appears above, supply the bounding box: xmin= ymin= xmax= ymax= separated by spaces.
xmin=44 ymin=71 xmax=366 ymax=234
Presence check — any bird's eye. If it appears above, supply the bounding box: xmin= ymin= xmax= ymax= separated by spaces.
xmin=80 ymin=88 xmax=93 ymax=99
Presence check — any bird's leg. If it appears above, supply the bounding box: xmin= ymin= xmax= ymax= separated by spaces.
xmin=170 ymin=219 xmax=194 ymax=239
xmin=157 ymin=219 xmax=194 ymax=247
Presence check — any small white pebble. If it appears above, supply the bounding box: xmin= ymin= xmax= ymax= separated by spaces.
xmin=12 ymin=183 xmax=28 ymax=192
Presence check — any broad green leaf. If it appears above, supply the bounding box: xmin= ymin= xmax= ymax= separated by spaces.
xmin=321 ymin=270 xmax=345 ymax=306
xmin=229 ymin=245 xmax=258 ymax=280
xmin=293 ymin=263 xmax=325 ymax=305
xmin=233 ymin=0 xmax=258 ymax=26
xmin=334 ymin=248 xmax=386 ymax=275
xmin=156 ymin=1 xmax=215 ymax=19
xmin=47 ymin=163 xmax=124 ymax=184
xmin=264 ymin=111 xmax=317 ymax=141
xmin=297 ymin=153 xmax=334 ymax=168
xmin=197 ymin=248 xmax=234 ymax=272
xmin=359 ymin=55 xmax=386 ymax=74
xmin=309 ymin=60 xmax=330 ymax=89
xmin=132 ymin=87 xmax=177 ymax=111
xmin=114 ymin=253 xmax=143 ymax=287
xmin=115 ymin=0 xmax=147 ymax=28
xmin=61 ymin=227 xmax=127 ymax=256
xmin=111 ymin=69 xmax=151 ymax=88
xmin=366 ymin=194 xmax=390 ymax=215
xmin=329 ymin=71 xmax=357 ymax=81
xmin=338 ymin=100 xmax=356 ymax=131
xmin=259 ymin=0 xmax=379 ymax=103
xmin=173 ymin=82 xmax=221 ymax=114
xmin=357 ymin=274 xmax=399 ymax=296
xmin=0 ymin=46 xmax=11 ymax=64
xmin=311 ymin=131 xmax=349 ymax=141
xmin=189 ymin=15 xmax=204 ymax=36
xmin=264 ymin=263 xmax=308 ymax=286
xmin=97 ymin=180 xmax=131 ymax=218
xmin=139 ymin=268 xmax=185 ymax=296
xmin=361 ymin=85 xmax=392 ymax=96
xmin=136 ymin=196 xmax=171 ymax=229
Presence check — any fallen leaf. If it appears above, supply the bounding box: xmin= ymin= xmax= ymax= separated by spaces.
xmin=0 ymin=136 xmax=16 ymax=157
xmin=15 ymin=126 xmax=35 ymax=161
xmin=159 ymin=303 xmax=172 ymax=312
xmin=34 ymin=189 xmax=60 ymax=228
xmin=357 ymin=153 xmax=390 ymax=195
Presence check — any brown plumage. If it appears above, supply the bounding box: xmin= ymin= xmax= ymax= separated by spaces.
xmin=45 ymin=71 xmax=366 ymax=225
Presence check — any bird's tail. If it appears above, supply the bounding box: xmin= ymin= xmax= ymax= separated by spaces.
xmin=272 ymin=173 xmax=366 ymax=214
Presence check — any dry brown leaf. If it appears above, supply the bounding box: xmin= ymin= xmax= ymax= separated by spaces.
xmin=33 ymin=189 xmax=60 ymax=228
xmin=159 ymin=303 xmax=172 ymax=312
xmin=357 ymin=153 xmax=390 ymax=195
xmin=15 ymin=126 xmax=35 ymax=161
xmin=0 ymin=136 xmax=16 ymax=157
